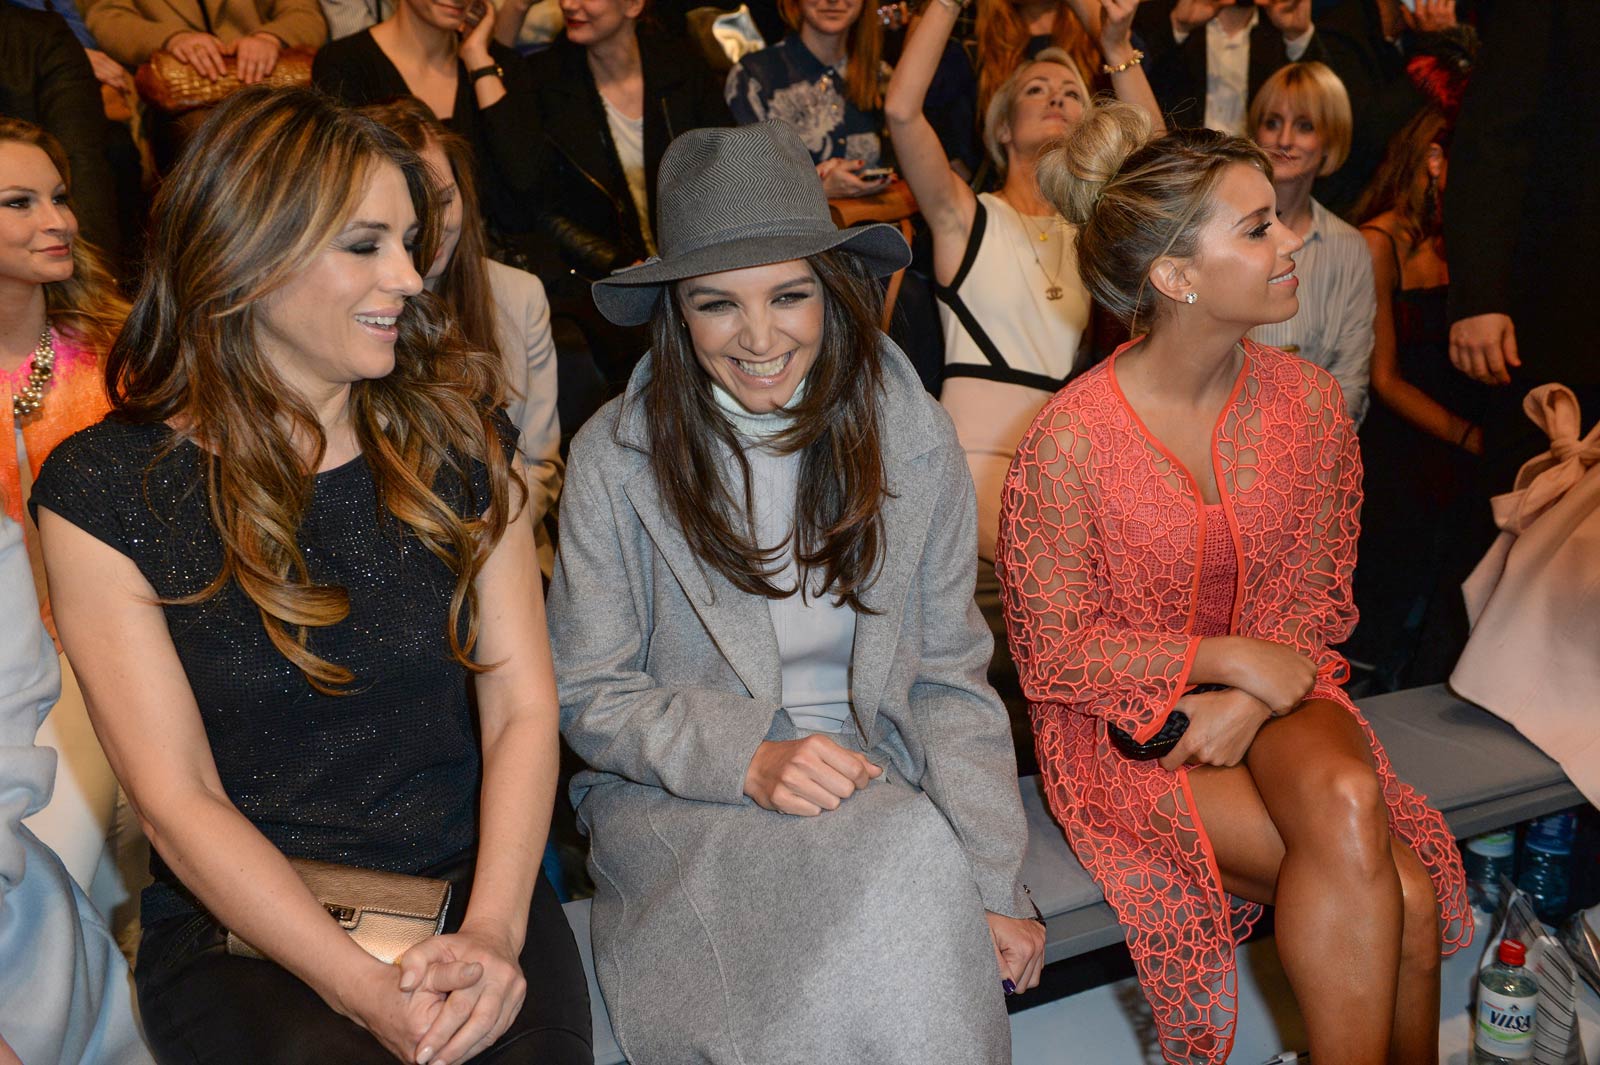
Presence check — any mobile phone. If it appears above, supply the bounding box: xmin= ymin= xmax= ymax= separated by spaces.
xmin=458 ymin=0 xmax=488 ymax=31
xmin=858 ymin=166 xmax=894 ymax=181
xmin=1106 ymin=684 xmax=1229 ymax=760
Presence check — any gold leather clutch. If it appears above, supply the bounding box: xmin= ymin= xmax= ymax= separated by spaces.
xmin=134 ymin=47 xmax=315 ymax=115
xmin=226 ymin=857 xmax=452 ymax=965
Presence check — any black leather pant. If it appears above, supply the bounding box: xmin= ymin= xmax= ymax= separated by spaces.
xmin=135 ymin=852 xmax=593 ymax=1065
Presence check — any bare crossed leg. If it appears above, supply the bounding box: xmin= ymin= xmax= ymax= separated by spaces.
xmin=1183 ymin=699 xmax=1442 ymax=1065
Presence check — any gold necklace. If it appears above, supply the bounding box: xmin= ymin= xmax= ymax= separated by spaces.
xmin=1009 ymin=203 xmax=1068 ymax=301
xmin=10 ymin=329 xmax=55 ymax=419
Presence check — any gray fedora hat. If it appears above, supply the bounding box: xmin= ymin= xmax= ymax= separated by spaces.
xmin=591 ymin=121 xmax=913 ymax=327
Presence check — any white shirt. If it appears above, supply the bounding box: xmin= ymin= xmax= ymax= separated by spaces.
xmin=1174 ymin=10 xmax=1316 ymax=136
xmin=601 ymin=95 xmax=657 ymax=256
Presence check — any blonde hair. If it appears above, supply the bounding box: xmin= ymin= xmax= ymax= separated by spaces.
xmin=107 ymin=87 xmax=523 ymax=694
xmin=975 ymin=0 xmax=1099 ymax=128
xmin=1247 ymin=61 xmax=1352 ymax=177
xmin=982 ymin=47 xmax=1088 ymax=173
xmin=1039 ymin=101 xmax=1272 ymax=330
xmin=0 ymin=118 xmax=128 ymax=354
xmin=778 ymin=0 xmax=883 ymax=111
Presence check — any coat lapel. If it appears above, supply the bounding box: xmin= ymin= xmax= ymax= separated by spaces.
xmin=848 ymin=451 xmax=939 ymax=739
xmin=623 ymin=470 xmax=785 ymax=706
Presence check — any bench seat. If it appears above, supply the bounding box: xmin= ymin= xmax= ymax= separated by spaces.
xmin=567 ymin=684 xmax=1584 ymax=1061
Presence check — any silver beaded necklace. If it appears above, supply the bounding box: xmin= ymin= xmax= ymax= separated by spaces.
xmin=11 ymin=329 xmax=56 ymax=419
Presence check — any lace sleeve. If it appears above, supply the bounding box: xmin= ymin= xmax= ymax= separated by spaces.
xmin=997 ymin=406 xmax=1199 ymax=742
xmin=1254 ymin=372 xmax=1362 ymax=700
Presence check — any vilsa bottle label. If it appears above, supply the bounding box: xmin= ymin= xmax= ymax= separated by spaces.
xmin=1476 ymin=987 xmax=1536 ymax=1060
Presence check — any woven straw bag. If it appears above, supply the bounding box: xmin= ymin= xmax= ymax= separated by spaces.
xmin=135 ymin=47 xmax=315 ymax=114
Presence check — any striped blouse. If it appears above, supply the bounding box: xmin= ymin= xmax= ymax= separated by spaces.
xmin=1250 ymin=197 xmax=1376 ymax=423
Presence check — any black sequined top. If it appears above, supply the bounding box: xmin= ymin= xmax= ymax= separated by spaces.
xmin=31 ymin=416 xmax=516 ymax=925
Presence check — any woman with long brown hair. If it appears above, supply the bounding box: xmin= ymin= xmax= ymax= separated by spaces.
xmin=725 ymin=0 xmax=890 ymax=197
xmin=31 ymin=88 xmax=591 ymax=1064
xmin=549 ymin=121 xmax=1043 ymax=1062
xmin=363 ymin=97 xmax=564 ymax=575
xmin=1346 ymin=101 xmax=1485 ymax=689
xmin=1 ymin=117 xmax=129 ymax=902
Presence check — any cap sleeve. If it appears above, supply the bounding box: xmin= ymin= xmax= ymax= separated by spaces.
xmin=27 ymin=423 xmax=137 ymax=561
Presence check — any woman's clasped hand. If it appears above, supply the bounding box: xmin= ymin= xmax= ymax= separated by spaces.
xmin=389 ymin=928 xmax=528 ymax=1065
xmin=1159 ymin=636 xmax=1317 ymax=771
xmin=742 ymin=734 xmax=884 ymax=815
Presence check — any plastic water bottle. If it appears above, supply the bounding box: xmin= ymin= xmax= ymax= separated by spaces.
xmin=1474 ymin=938 xmax=1538 ymax=1063
xmin=1463 ymin=831 xmax=1516 ymax=912
xmin=1518 ymin=812 xmax=1576 ymax=923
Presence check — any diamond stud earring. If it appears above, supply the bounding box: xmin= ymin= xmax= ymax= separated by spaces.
xmin=1184 ymin=292 xmax=1198 ymax=305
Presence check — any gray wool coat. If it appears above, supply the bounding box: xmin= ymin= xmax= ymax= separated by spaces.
xmin=548 ymin=343 xmax=1031 ymax=1064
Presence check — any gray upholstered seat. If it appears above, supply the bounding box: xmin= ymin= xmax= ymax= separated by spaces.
xmin=569 ymin=685 xmax=1583 ymax=1059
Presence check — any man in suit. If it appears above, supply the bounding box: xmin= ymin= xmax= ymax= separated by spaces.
xmin=1135 ymin=0 xmax=1324 ymax=134
xmin=84 ymin=0 xmax=325 ymax=84
xmin=1446 ymin=0 xmax=1600 ymax=462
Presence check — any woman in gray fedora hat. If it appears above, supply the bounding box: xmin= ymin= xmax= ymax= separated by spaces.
xmin=547 ymin=119 xmax=1044 ymax=1062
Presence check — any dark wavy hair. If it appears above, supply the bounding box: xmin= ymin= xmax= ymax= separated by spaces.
xmin=643 ymin=249 xmax=889 ymax=612
xmin=105 ymin=87 xmax=524 ymax=693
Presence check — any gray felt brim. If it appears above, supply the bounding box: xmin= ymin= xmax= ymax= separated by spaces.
xmin=591 ymin=221 xmax=912 ymax=327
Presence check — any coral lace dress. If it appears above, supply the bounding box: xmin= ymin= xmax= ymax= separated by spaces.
xmin=996 ymin=340 xmax=1471 ymax=1064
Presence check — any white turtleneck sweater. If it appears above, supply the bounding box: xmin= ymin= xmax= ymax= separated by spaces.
xmin=713 ymin=382 xmax=857 ymax=735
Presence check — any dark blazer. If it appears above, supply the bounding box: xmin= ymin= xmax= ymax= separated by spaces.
xmin=522 ymin=28 xmax=732 ymax=283
xmin=0 ymin=5 xmax=123 ymax=262
xmin=1134 ymin=0 xmax=1327 ymax=130
xmin=311 ymin=32 xmax=538 ymax=234
xmin=1445 ymin=0 xmax=1599 ymax=388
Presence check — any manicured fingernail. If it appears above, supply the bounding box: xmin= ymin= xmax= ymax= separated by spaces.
xmin=399 ymin=972 xmax=416 ymax=991
xmin=1002 ymin=978 xmax=1017 ymax=995
xmin=416 ymin=1048 xmax=432 ymax=1064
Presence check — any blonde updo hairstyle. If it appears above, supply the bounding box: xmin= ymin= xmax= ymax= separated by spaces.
xmin=982 ymin=47 xmax=1089 ymax=174
xmin=1038 ymin=102 xmax=1274 ymax=331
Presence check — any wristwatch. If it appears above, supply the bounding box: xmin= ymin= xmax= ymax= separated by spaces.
xmin=467 ymin=63 xmax=504 ymax=84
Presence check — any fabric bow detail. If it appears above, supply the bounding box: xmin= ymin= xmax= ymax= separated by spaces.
xmin=1491 ymin=383 xmax=1600 ymax=535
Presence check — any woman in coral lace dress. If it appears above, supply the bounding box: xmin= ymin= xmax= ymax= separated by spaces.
xmin=997 ymin=102 xmax=1471 ymax=1065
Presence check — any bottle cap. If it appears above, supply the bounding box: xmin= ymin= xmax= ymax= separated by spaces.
xmin=1498 ymin=939 xmax=1526 ymax=967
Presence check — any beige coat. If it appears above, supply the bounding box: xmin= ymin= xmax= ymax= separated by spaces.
xmin=1453 ymin=384 xmax=1600 ymax=808
xmin=86 ymin=0 xmax=326 ymax=67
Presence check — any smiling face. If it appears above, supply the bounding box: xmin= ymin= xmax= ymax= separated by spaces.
xmin=678 ymin=259 xmax=825 ymax=414
xmin=1177 ymin=163 xmax=1303 ymax=328
xmin=417 ymin=139 xmax=462 ymax=285
xmin=0 ymin=141 xmax=78 ymax=290
xmin=1002 ymin=60 xmax=1087 ymax=162
xmin=252 ymin=161 xmax=424 ymax=406
xmin=797 ymin=0 xmax=863 ymax=37
xmin=561 ymin=0 xmax=643 ymax=47
xmin=1253 ymin=101 xmax=1327 ymax=185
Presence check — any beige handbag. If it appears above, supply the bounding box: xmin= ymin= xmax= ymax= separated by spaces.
xmin=1452 ymin=383 xmax=1600 ymax=809
xmin=226 ymin=858 xmax=452 ymax=965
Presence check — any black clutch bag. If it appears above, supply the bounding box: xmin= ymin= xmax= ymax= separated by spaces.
xmin=1107 ymin=684 xmax=1228 ymax=760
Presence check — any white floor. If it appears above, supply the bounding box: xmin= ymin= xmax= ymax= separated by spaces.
xmin=1010 ymin=910 xmax=1600 ymax=1064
